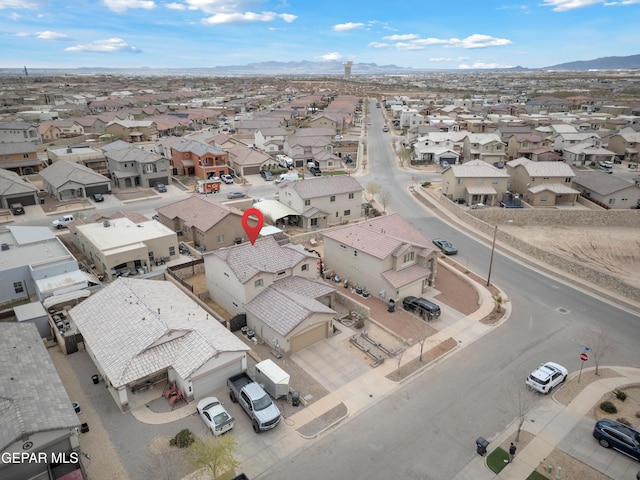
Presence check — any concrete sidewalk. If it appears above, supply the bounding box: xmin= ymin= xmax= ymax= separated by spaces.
xmin=454 ymin=366 xmax=640 ymax=480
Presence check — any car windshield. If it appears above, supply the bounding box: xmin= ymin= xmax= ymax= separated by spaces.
xmin=253 ymin=394 xmax=272 ymax=411
xmin=212 ymin=412 xmax=230 ymax=425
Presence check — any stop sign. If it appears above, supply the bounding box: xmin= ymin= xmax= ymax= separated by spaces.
xmin=580 ymin=352 xmax=588 ymax=362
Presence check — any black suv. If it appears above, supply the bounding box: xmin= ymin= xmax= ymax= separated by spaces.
xmin=402 ymin=296 xmax=441 ymax=320
xmin=593 ymin=419 xmax=640 ymax=460
xmin=10 ymin=203 xmax=25 ymax=215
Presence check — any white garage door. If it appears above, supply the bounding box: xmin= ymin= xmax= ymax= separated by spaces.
xmin=192 ymin=359 xmax=243 ymax=400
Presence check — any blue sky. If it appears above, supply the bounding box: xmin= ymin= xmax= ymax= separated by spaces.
xmin=1 ymin=0 xmax=639 ymax=70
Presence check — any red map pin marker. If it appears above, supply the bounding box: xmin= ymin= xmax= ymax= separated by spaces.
xmin=242 ymin=208 xmax=264 ymax=246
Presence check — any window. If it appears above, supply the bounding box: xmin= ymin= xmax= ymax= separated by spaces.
xmin=13 ymin=282 xmax=24 ymax=294
xmin=457 ymin=178 xmax=463 ymax=185
xmin=301 ymin=264 xmax=308 ymax=271
xmin=254 ymin=279 xmax=263 ymax=287
xmin=311 ymin=218 xmax=318 ymax=226
xmin=403 ymin=251 xmax=415 ymax=262
xmin=540 ymin=195 xmax=548 ymax=202
xmin=23 ymin=153 xmax=30 ymax=159
xmin=348 ymin=193 xmax=354 ymax=199
xmin=608 ymin=198 xmax=615 ymax=205
xmin=148 ymin=251 xmax=154 ymax=260
xmin=354 ymin=250 xmax=358 ymax=257
xmin=144 ymin=164 xmax=155 ymax=173
xmin=169 ymin=246 xmax=175 ymax=256
xmin=344 ymin=209 xmax=350 ymax=216
xmin=304 ymin=199 xmax=311 ymax=206
xmin=330 ymin=195 xmax=336 ymax=202
xmin=276 ymin=270 xmax=287 ymax=277
xmin=217 ymin=234 xmax=224 ymax=243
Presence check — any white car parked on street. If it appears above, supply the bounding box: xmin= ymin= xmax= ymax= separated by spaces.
xmin=526 ymin=362 xmax=568 ymax=394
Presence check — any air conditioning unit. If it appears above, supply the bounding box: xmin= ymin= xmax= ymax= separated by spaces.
xmin=1 ymin=243 xmax=9 ymax=251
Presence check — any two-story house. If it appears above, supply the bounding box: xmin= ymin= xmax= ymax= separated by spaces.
xmin=102 ymin=141 xmax=171 ymax=189
xmin=553 ymin=131 xmax=601 ymax=153
xmin=277 ymin=176 xmax=363 ymax=228
xmin=105 ymin=119 xmax=158 ymax=143
xmin=606 ymin=128 xmax=640 ymax=163
xmin=254 ymin=127 xmax=288 ymax=154
xmin=562 ymin=138 xmax=617 ymax=166
xmin=441 ymin=159 xmax=510 ymax=206
xmin=323 ymin=213 xmax=440 ymax=302
xmin=170 ymin=139 xmax=229 ymax=178
xmin=506 ymin=158 xmax=579 ymax=207
xmin=462 ymin=133 xmax=506 ymax=164
xmin=156 ymin=195 xmax=246 ymax=250
xmin=204 ymin=236 xmax=335 ymax=353
xmin=0 ymin=120 xmax=42 ymax=144
xmin=0 ymin=141 xmax=41 ymax=175
xmin=283 ymin=130 xmax=336 ymax=169
xmin=506 ymin=133 xmax=554 ymax=161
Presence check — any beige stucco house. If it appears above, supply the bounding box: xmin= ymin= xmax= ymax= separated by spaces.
xmin=277 ymin=175 xmax=363 ymax=228
xmin=462 ymin=133 xmax=506 ymax=163
xmin=322 ymin=213 xmax=440 ymax=303
xmin=155 ymin=195 xmax=246 ymax=251
xmin=506 ymin=158 xmax=579 ymax=207
xmin=604 ymin=129 xmax=640 ymax=163
xmin=441 ymin=159 xmax=510 ymax=206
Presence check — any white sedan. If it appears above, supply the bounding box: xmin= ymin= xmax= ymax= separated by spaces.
xmin=197 ymin=397 xmax=235 ymax=436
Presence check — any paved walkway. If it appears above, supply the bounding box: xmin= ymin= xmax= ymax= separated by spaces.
xmin=454 ymin=366 xmax=640 ymax=480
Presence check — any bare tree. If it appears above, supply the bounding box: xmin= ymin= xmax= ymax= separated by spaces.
xmin=378 ymin=189 xmax=392 ymax=213
xmin=584 ymin=325 xmax=614 ymax=376
xmin=145 ymin=445 xmax=187 ymax=480
xmin=412 ymin=319 xmax=433 ymax=363
xmin=498 ymin=372 xmax=539 ymax=443
xmin=185 ymin=435 xmax=240 ymax=480
xmin=365 ymin=181 xmax=381 ymax=202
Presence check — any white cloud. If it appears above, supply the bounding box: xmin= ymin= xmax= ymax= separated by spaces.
xmin=166 ymin=2 xmax=185 ymax=9
xmin=333 ymin=22 xmax=364 ymax=31
xmin=368 ymin=42 xmax=389 ymax=48
xmin=396 ymin=42 xmax=424 ymax=51
xmin=321 ymin=52 xmax=342 ymax=61
xmin=458 ymin=61 xmax=515 ymax=69
xmin=541 ymin=0 xmax=608 ymax=11
xmin=447 ymin=34 xmax=512 ymax=49
xmin=202 ymin=11 xmax=296 ymax=24
xmin=0 ymin=0 xmax=41 ymax=8
xmin=429 ymin=56 xmax=469 ymax=62
xmin=383 ymin=33 xmax=418 ymax=41
xmin=101 ymin=0 xmax=156 ymax=13
xmin=36 ymin=31 xmax=70 ymax=40
xmin=411 ymin=37 xmax=449 ymax=46
xmin=64 ymin=38 xmax=142 ymax=53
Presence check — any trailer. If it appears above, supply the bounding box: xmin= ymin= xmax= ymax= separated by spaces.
xmin=254 ymin=359 xmax=290 ymax=400
xmin=197 ymin=179 xmax=221 ymax=194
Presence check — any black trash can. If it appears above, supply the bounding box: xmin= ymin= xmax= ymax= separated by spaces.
xmin=387 ymin=299 xmax=395 ymax=313
xmin=40 ymin=198 xmax=45 ymax=204
xmin=91 ymin=375 xmax=99 ymax=385
xmin=476 ymin=437 xmax=489 ymax=456
xmin=80 ymin=423 xmax=89 ymax=433
xmin=72 ymin=402 xmax=81 ymax=413
xmin=291 ymin=391 xmax=300 ymax=407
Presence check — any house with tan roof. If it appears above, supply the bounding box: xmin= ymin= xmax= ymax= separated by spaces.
xmin=69 ymin=278 xmax=250 ymax=411
xmin=441 ymin=159 xmax=510 ymax=206
xmin=606 ymin=129 xmax=640 ymax=163
xmin=323 ymin=213 xmax=439 ymax=302
xmin=572 ymin=171 xmax=640 ymax=209
xmin=462 ymin=133 xmax=506 ymax=163
xmin=105 ymin=119 xmax=158 ymax=143
xmin=506 ymin=158 xmax=579 ymax=206
xmin=102 ymin=141 xmax=171 ymax=189
xmin=39 ymin=159 xmax=111 ymax=200
xmin=283 ymin=131 xmax=334 ymax=169
xmin=506 ymin=133 xmax=554 ymax=160
xmin=562 ymin=138 xmax=616 ymax=166
xmin=156 ymin=195 xmax=246 ymax=250
xmin=277 ymin=175 xmax=363 ymax=228
xmin=170 ymin=139 xmax=229 ymax=178
xmin=0 ymin=141 xmax=42 ymax=175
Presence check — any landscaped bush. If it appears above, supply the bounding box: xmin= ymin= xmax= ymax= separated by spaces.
xmin=600 ymin=401 xmax=617 ymax=414
xmin=616 ymin=417 xmax=631 ymax=426
xmin=170 ymin=429 xmax=195 ymax=448
xmin=635 ymin=411 xmax=640 ymax=419
xmin=614 ymin=390 xmax=627 ymax=402
xmin=421 ymin=181 xmax=431 ymax=188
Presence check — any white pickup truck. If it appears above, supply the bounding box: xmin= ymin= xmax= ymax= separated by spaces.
xmin=228 ymin=372 xmax=281 ymax=433
xmin=52 ymin=214 xmax=74 ymax=229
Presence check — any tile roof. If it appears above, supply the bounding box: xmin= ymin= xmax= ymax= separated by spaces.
xmin=528 ymin=183 xmax=580 ymax=194
xmin=103 ymin=144 xmax=166 ymax=164
xmin=171 ymin=139 xmax=225 ymax=156
xmin=211 ymin=236 xmax=316 ymax=284
xmin=244 ymin=278 xmax=335 ymax=336
xmin=39 ymin=159 xmax=110 ymax=188
xmin=0 ymin=168 xmax=38 ymax=195
xmin=0 ymin=323 xmax=79 ymax=451
xmin=572 ymin=171 xmax=638 ymax=195
xmin=286 ymin=176 xmax=363 ymax=199
xmin=157 ymin=195 xmax=243 ymax=231
xmin=69 ymin=278 xmax=249 ymax=387
xmin=450 ymin=160 xmax=510 ymax=178
xmin=507 ymin=158 xmax=575 ymax=177
xmin=323 ymin=213 xmax=438 ymax=259
xmin=0 ymin=141 xmax=37 ymax=155
xmin=382 ymin=264 xmax=432 ymax=289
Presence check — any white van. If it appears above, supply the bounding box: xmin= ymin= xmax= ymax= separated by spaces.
xmin=275 ymin=173 xmax=299 ymax=184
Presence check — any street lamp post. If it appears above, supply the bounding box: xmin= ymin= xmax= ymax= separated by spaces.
xmin=486 ymin=225 xmax=498 ymax=287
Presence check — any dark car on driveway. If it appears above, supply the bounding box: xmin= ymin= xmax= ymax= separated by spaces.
xmin=402 ymin=296 xmax=441 ymax=320
xmin=91 ymin=193 xmax=104 ymax=202
xmin=593 ymin=419 xmax=640 ymax=460
xmin=432 ymin=238 xmax=457 ymax=255
xmin=155 ymin=183 xmax=167 ymax=193
xmin=10 ymin=203 xmax=25 ymax=215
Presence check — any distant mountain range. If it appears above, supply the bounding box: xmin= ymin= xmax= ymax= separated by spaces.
xmin=1 ymin=54 xmax=639 ymax=76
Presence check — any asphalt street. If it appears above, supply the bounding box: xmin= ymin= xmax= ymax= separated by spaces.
xmin=258 ymin=101 xmax=640 ymax=480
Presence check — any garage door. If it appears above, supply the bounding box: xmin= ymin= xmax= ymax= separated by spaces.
xmin=290 ymin=322 xmax=328 ymax=353
xmin=85 ymin=185 xmax=110 ymax=195
xmin=243 ymin=166 xmax=260 ymax=176
xmin=191 ymin=358 xmax=243 ymax=400
xmin=148 ymin=177 xmax=169 ymax=188
xmin=7 ymin=194 xmax=37 ymax=206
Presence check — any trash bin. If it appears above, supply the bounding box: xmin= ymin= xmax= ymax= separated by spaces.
xmin=72 ymin=402 xmax=81 ymax=413
xmin=291 ymin=391 xmax=300 ymax=407
xmin=80 ymin=423 xmax=89 ymax=433
xmin=387 ymin=299 xmax=395 ymax=313
xmin=476 ymin=437 xmax=489 ymax=456
xmin=91 ymin=375 xmax=99 ymax=385
xmin=40 ymin=198 xmax=45 ymax=204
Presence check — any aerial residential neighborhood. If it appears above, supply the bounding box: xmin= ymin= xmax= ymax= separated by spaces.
xmin=1 ymin=64 xmax=640 ymax=480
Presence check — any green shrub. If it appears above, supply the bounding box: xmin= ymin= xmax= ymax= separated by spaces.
xmin=170 ymin=429 xmax=195 ymax=448
xmin=616 ymin=417 xmax=631 ymax=426
xmin=421 ymin=181 xmax=431 ymax=188
xmin=614 ymin=390 xmax=627 ymax=402
xmin=600 ymin=401 xmax=617 ymax=414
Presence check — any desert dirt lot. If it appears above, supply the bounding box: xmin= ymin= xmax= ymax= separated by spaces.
xmin=501 ymin=225 xmax=640 ymax=290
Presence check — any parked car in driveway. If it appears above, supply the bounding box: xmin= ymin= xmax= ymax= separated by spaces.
xmin=525 ymin=362 xmax=567 ymax=393
xmin=402 ymin=296 xmax=441 ymax=320
xmin=9 ymin=203 xmax=25 ymax=215
xmin=197 ymin=397 xmax=235 ymax=436
xmin=593 ymin=419 xmax=640 ymax=460
xmin=227 ymin=191 xmax=246 ymax=199
xmin=221 ymin=174 xmax=234 ymax=184
xmin=432 ymin=238 xmax=457 ymax=255
xmin=91 ymin=193 xmax=104 ymax=202
xmin=260 ymin=170 xmax=273 ymax=181
xmin=155 ymin=183 xmax=167 ymax=193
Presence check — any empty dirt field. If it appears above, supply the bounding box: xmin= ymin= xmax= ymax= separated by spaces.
xmin=501 ymin=225 xmax=640 ymax=290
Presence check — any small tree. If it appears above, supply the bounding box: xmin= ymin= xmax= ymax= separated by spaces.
xmin=493 ymin=294 xmax=504 ymax=313
xmin=185 ymin=435 xmax=239 ymax=480
xmin=584 ymin=325 xmax=614 ymax=376
xmin=498 ymin=373 xmax=539 ymax=443
xmin=378 ymin=189 xmax=392 ymax=213
xmin=365 ymin=181 xmax=381 ymax=202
